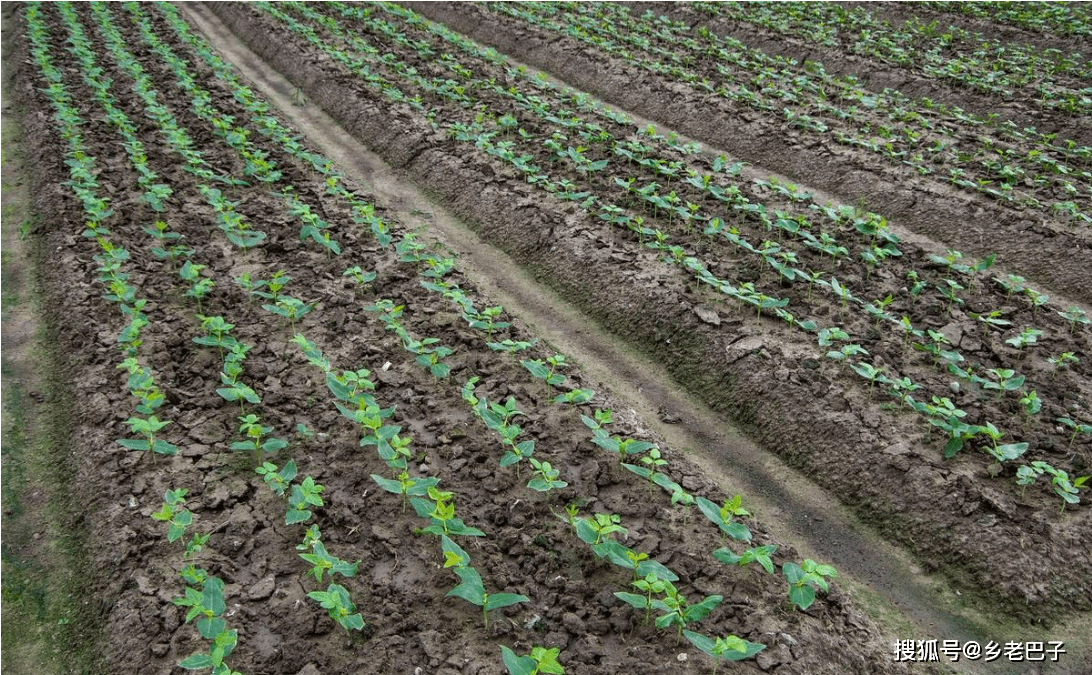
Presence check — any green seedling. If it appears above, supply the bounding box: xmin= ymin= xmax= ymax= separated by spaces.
xmin=487 ymin=339 xmax=537 ymax=356
xmin=184 ymin=532 xmax=210 ymax=561
xmin=256 ymin=460 xmax=297 ymax=497
xmin=977 ymin=422 xmax=1028 ymax=464
xmin=924 ymin=397 xmax=979 ymax=458
xmin=1005 ymin=326 xmax=1043 ymax=351
xmin=817 ymin=327 xmax=850 ymax=347
xmin=296 ymin=525 xmax=322 ymax=553
xmin=180 ymin=260 xmax=214 ymax=312
xmin=1025 ymin=288 xmax=1049 ymax=315
xmin=970 ymin=310 xmax=1011 ymax=330
xmin=622 ymin=457 xmax=692 ymax=506
xmin=1020 ymin=390 xmax=1042 ymax=418
xmin=783 ymin=559 xmax=837 ymax=610
xmin=253 ymin=270 xmax=290 ymax=302
xmin=576 ymin=512 xmax=627 ymax=548
xmin=151 ymin=488 xmax=192 ymax=543
xmin=499 ymin=423 xmax=535 ymax=473
xmin=966 ymin=254 xmax=997 ymax=289
xmin=829 ymin=276 xmax=857 ymax=313
xmin=343 ymin=265 xmax=376 ymax=291
xmin=825 ymin=344 xmax=867 ymax=370
xmin=904 ymin=270 xmax=927 ymax=302
xmin=580 ymin=409 xmax=613 ymax=432
xmin=143 ymin=219 xmax=179 ymax=242
xmin=174 ymin=574 xmax=228 ymax=640
xmin=553 ymin=501 xmax=582 ymax=537
xmin=496 ymin=113 xmax=519 ymax=137
xmin=408 ymin=339 xmax=453 ymax=378
xmin=193 ymin=315 xmax=238 ymax=358
xmin=696 ymin=496 xmax=752 ymax=542
xmin=411 ymin=487 xmax=485 ymax=537
xmin=446 ymin=565 xmax=529 ymax=628
xmin=615 ymin=572 xmax=669 ymax=625
xmin=930 ymin=249 xmax=970 ymax=275
xmin=286 ymin=476 xmax=324 ymax=525
xmin=177 ymin=628 xmax=240 ymax=674
xmin=371 ymin=471 xmax=440 ymax=513
xmin=801 ymin=268 xmax=825 ymax=300
xmin=849 ymin=361 xmax=890 ymax=399
xmin=296 ymin=423 xmax=316 ymax=439
xmin=357 ymin=417 xmax=405 ymax=469
xmin=866 ymin=294 xmax=894 ymax=327
xmin=230 ymin=414 xmax=287 ymax=466
xmin=936 ymin=279 xmax=965 ymax=315
xmin=500 ymin=645 xmax=565 ymax=675
xmin=1057 ymin=306 xmax=1089 ymax=334
xmin=117 ymin=415 xmax=178 ymax=460
xmin=307 ymin=584 xmax=365 ymax=632
xmin=527 ymin=457 xmax=567 ymax=492
xmin=396 ymin=233 xmax=427 ymax=265
xmin=622 ymin=447 xmax=669 ymax=490
xmin=1017 ymin=461 xmax=1089 ymax=512
xmin=216 ymin=373 xmax=260 ymax=412
xmin=152 ymin=243 xmax=194 ymax=265
xmin=441 ymin=535 xmax=471 ymax=569
xmin=983 ymin=368 xmax=1026 ymax=401
xmin=613 ymin=546 xmax=678 ymax=584
xmin=371 ymin=428 xmax=413 ymax=474
xmin=522 ymin=355 xmax=567 ymax=387
xmin=1058 ymin=417 xmax=1092 ymax=448
xmin=467 ymin=306 xmax=510 ymax=338
xmin=263 ymin=295 xmax=314 ymax=332
xmin=713 ymin=544 xmax=778 ymax=574
xmin=888 ymin=376 xmax=921 ymax=407
xmin=592 ymin=434 xmax=656 ymax=464
xmin=326 ymin=368 xmax=377 ymax=409
xmin=684 ymin=630 xmax=766 ymax=673
xmin=1047 ymin=351 xmax=1079 ymax=374
xmin=234 ymin=272 xmax=266 ymax=300
xmin=653 ymin=580 xmax=723 ymax=643
xmin=422 ymin=256 xmax=456 ymax=279
xmin=299 ymin=540 xmax=360 ymax=583
xmin=553 ymin=388 xmax=594 ymax=405
xmin=913 ymin=330 xmax=961 ymax=369
xmin=995 ymin=274 xmax=1027 ymax=297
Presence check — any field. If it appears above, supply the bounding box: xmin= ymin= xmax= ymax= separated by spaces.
xmin=2 ymin=2 xmax=1090 ymax=675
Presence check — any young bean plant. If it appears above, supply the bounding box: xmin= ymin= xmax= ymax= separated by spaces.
xmin=500 ymin=645 xmax=565 ymax=675
xmin=696 ymin=496 xmax=752 ymax=542
xmin=230 ymin=414 xmax=287 ymax=467
xmin=527 ymin=457 xmax=568 ymax=492
xmin=713 ymin=544 xmax=778 ymax=574
xmin=447 ymin=565 xmax=529 ymax=628
xmin=782 ymin=559 xmax=837 ymax=610
xmin=683 ymin=631 xmax=766 ymax=672
xmin=117 ymin=415 xmax=178 ymax=460
xmin=307 ymin=584 xmax=365 ymax=632
xmin=152 ymin=488 xmax=192 ymax=543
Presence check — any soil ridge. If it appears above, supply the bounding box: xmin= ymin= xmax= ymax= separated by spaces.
xmin=206 ymin=0 xmax=1091 ymax=629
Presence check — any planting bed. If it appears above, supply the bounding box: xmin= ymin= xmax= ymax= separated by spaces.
xmin=5 ymin=2 xmax=1090 ymax=675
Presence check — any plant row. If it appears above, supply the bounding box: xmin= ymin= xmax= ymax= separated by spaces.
xmin=257 ymin=0 xmax=1091 ymax=509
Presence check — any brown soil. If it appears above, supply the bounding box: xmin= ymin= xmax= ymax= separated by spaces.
xmin=635 ymin=1 xmax=1092 ymax=143
xmin=403 ymin=2 xmax=1092 ymax=306
xmin=6 ymin=2 xmax=1091 ymax=675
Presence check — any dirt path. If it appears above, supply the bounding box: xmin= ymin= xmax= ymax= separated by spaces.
xmin=7 ymin=1 xmax=1090 ymax=672
xmin=177 ymin=5 xmax=1088 ymax=673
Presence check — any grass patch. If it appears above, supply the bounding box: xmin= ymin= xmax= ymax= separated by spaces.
xmin=1 ymin=5 xmax=107 ymax=671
